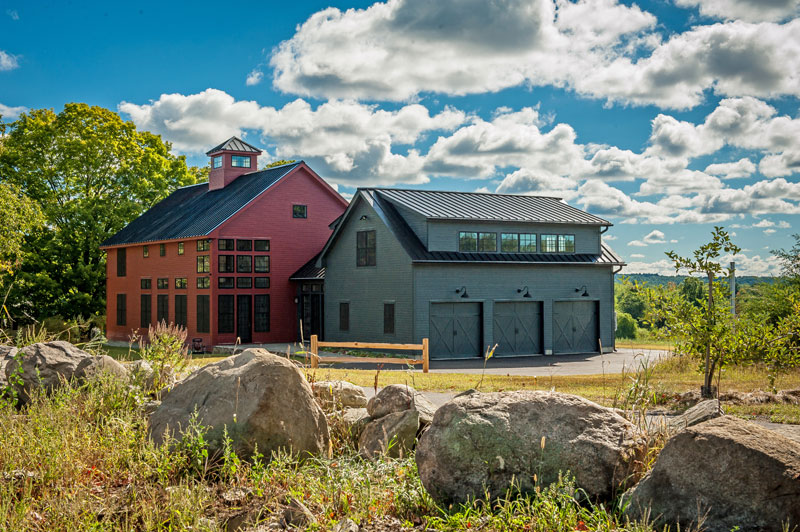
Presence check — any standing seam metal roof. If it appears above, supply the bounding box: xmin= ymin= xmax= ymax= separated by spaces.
xmin=374 ymin=188 xmax=611 ymax=226
xmin=205 ymin=136 xmax=262 ymax=155
xmin=101 ymin=162 xmax=302 ymax=247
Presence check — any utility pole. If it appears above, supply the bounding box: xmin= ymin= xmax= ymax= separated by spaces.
xmin=730 ymin=261 xmax=736 ymax=317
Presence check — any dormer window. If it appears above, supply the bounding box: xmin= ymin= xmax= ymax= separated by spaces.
xmin=212 ymin=156 xmax=223 ymax=169
xmin=231 ymin=156 xmax=251 ymax=168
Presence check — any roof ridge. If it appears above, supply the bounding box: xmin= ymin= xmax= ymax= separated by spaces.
xmin=366 ymin=186 xmax=563 ymax=201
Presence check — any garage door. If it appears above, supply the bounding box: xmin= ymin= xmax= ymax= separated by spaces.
xmin=553 ymin=301 xmax=599 ymax=354
xmin=493 ymin=302 xmax=543 ymax=356
xmin=430 ymin=302 xmax=482 ymax=359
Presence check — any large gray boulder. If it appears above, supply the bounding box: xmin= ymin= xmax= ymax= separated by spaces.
xmin=367 ymin=384 xmax=436 ymax=425
xmin=4 ymin=341 xmax=93 ymax=404
xmin=340 ymin=407 xmax=371 ymax=441
xmin=74 ymin=355 xmax=129 ymax=381
xmin=0 ymin=346 xmax=15 ymax=389
xmin=625 ymin=416 xmax=800 ymax=532
xmin=416 ymin=390 xmax=643 ymax=504
xmin=667 ymin=399 xmax=723 ymax=432
xmin=359 ymin=410 xmax=420 ymax=459
xmin=312 ymin=380 xmax=367 ymax=411
xmin=148 ymin=349 xmax=330 ymax=459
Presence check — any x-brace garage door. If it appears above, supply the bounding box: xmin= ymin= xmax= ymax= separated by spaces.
xmin=429 ymin=302 xmax=482 ymax=359
xmin=493 ymin=301 xmax=543 ymax=356
xmin=553 ymin=300 xmax=599 ymax=354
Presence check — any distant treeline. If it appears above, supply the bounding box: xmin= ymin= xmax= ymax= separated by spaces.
xmin=616 ymin=273 xmax=776 ymax=287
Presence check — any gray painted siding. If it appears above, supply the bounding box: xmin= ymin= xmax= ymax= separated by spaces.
xmin=413 ymin=263 xmax=615 ymax=356
xmin=389 ymin=201 xmax=429 ymax=247
xmin=427 ymin=220 xmax=601 ymax=254
xmin=323 ymin=199 xmax=415 ymax=343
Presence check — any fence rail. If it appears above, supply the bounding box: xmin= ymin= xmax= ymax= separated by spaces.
xmin=309 ymin=335 xmax=429 ymax=373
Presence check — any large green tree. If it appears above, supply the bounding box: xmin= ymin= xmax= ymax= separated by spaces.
xmin=0 ymin=104 xmax=198 ymax=321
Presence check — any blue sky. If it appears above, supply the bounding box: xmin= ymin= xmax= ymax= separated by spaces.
xmin=2 ymin=0 xmax=799 ymax=275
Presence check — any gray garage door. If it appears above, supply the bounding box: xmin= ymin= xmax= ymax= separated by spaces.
xmin=553 ymin=301 xmax=599 ymax=354
xmin=430 ymin=302 xmax=482 ymax=359
xmin=493 ymin=301 xmax=543 ymax=356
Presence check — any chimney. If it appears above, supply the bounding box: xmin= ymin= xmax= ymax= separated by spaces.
xmin=206 ymin=136 xmax=262 ymax=191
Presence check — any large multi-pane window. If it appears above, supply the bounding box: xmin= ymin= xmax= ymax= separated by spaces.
xmin=159 ymin=244 xmax=165 ymax=256
xmin=384 ymin=303 xmax=395 ymax=335
xmin=196 ymin=295 xmax=210 ymax=333
xmin=237 ymin=255 xmax=252 ymax=273
xmin=254 ymin=239 xmax=270 ymax=251
xmin=117 ymin=248 xmax=126 ymax=277
xmin=218 ymin=277 xmax=234 ymax=289
xmin=175 ymin=277 xmax=187 ymax=289
xmin=157 ymin=295 xmax=169 ymax=323
xmin=197 ymin=255 xmax=210 ymax=273
xmin=218 ymin=239 xmax=234 ymax=251
xmin=140 ymin=278 xmax=151 ymax=290
xmin=231 ymin=155 xmax=251 ymax=168
xmin=254 ymin=295 xmax=270 ymax=332
xmin=254 ymin=256 xmax=270 ymax=273
xmin=197 ymin=277 xmax=210 ymax=289
xmin=520 ymin=233 xmax=537 ymax=252
xmin=293 ymin=205 xmax=307 ymax=218
xmin=157 ymin=278 xmax=169 ymax=289
xmin=501 ymin=233 xmax=519 ymax=252
xmin=237 ymin=277 xmax=252 ymax=289
xmin=218 ymin=255 xmax=235 ymax=273
xmin=116 ymin=294 xmax=126 ymax=326
xmin=143 ymin=245 xmax=149 ymax=258
xmin=212 ymin=156 xmax=223 ymax=169
xmin=478 ymin=232 xmax=497 ymax=252
xmin=237 ymin=239 xmax=252 ymax=251
xmin=174 ymin=295 xmax=187 ymax=328
xmin=558 ymin=234 xmax=575 ymax=253
xmin=254 ymin=277 xmax=270 ymax=289
xmin=197 ymin=239 xmax=210 ymax=252
xmin=218 ymin=295 xmax=234 ymax=333
xmin=140 ymin=294 xmax=151 ymax=328
xmin=356 ymin=230 xmax=376 ymax=267
xmin=339 ymin=302 xmax=350 ymax=331
xmin=459 ymin=232 xmax=477 ymax=252
xmin=541 ymin=234 xmax=558 ymax=253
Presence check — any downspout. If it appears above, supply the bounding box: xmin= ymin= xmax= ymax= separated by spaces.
xmin=600 ymin=226 xmax=609 ymax=234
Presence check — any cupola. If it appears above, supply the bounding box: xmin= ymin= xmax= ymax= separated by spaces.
xmin=206 ymin=136 xmax=262 ymax=190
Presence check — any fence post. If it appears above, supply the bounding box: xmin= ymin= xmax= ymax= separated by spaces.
xmin=310 ymin=334 xmax=319 ymax=368
xmin=422 ymin=338 xmax=429 ymax=373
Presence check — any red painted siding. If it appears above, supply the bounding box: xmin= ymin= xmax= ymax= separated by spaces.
xmin=104 ymin=164 xmax=347 ymax=347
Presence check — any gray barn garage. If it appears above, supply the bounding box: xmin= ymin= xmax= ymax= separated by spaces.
xmin=310 ymin=188 xmax=624 ymax=359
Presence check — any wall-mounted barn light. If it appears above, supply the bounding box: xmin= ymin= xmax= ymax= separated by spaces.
xmin=517 ymin=286 xmax=532 ymax=298
xmin=575 ymin=285 xmax=589 ymax=297
xmin=455 ymin=286 xmax=469 ymax=298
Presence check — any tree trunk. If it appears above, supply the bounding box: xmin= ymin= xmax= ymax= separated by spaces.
xmin=703 ymin=272 xmax=715 ymax=398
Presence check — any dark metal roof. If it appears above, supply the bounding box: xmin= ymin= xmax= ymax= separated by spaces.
xmin=101 ymin=162 xmax=302 ymax=247
xmin=206 ymin=136 xmax=262 ymax=155
xmin=374 ymin=188 xmax=611 ymax=226
xmin=290 ymin=254 xmax=326 ymax=281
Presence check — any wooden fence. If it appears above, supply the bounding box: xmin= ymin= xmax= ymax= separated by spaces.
xmin=309 ymin=335 xmax=429 ymax=373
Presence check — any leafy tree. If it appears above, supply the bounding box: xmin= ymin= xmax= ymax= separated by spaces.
xmin=615 ymin=312 xmax=637 ymax=339
xmin=679 ymin=276 xmax=705 ymax=307
xmin=0 ymin=179 xmax=43 ymax=276
xmin=615 ymin=281 xmax=649 ymax=326
xmin=737 ymin=281 xmax=797 ymax=325
xmin=263 ymin=159 xmax=296 ymax=169
xmin=772 ymin=234 xmax=800 ymax=283
xmin=662 ymin=227 xmax=741 ymax=397
xmin=0 ymin=104 xmax=198 ymax=321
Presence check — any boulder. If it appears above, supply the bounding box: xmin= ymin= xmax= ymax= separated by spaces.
xmin=625 ymin=416 xmax=800 ymax=532
xmin=74 ymin=355 xmax=129 ymax=381
xmin=148 ymin=349 xmax=329 ymax=459
xmin=359 ymin=410 xmax=420 ymax=460
xmin=340 ymin=407 xmax=372 ymax=441
xmin=416 ymin=391 xmax=643 ymax=504
xmin=668 ymin=399 xmax=723 ymax=432
xmin=128 ymin=359 xmax=177 ymax=392
xmin=4 ymin=341 xmax=93 ymax=404
xmin=312 ymin=380 xmax=367 ymax=411
xmin=367 ymin=384 xmax=436 ymax=425
xmin=0 ymin=346 xmax=18 ymax=360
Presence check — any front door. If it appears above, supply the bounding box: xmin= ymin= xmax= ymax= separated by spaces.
xmin=301 ymin=293 xmax=323 ymax=340
xmin=237 ymin=295 xmax=252 ymax=344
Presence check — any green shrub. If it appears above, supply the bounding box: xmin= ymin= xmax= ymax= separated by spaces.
xmin=616 ymin=313 xmax=637 ymax=339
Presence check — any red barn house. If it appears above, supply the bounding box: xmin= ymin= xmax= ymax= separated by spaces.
xmin=101 ymin=137 xmax=348 ymax=348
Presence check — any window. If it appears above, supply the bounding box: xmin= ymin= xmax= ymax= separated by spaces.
xmin=236 ymin=239 xmax=252 ymax=251
xmin=339 ymin=302 xmax=350 ymax=331
xmin=254 ymin=239 xmax=270 ymax=252
xmin=117 ymin=248 xmax=126 ymax=277
xmin=254 ymin=255 xmax=270 ymax=273
xmin=143 ymin=245 xmax=149 ymax=258
xmin=520 ymin=233 xmax=537 ymax=253
xmin=140 ymin=278 xmax=151 ymax=290
xmin=140 ymin=294 xmax=151 ymax=328
xmin=178 ymin=242 xmax=184 ymax=255
xmin=116 ymin=294 xmax=126 ymax=326
xmin=478 ymin=232 xmax=497 ymax=252
xmin=254 ymin=277 xmax=270 ymax=289
xmin=218 ymin=255 xmax=235 ymax=273
xmin=501 ymin=233 xmax=519 ymax=252
xmin=237 ymin=255 xmax=252 ymax=273
xmin=197 ymin=239 xmax=210 ymax=252
xmin=197 ymin=277 xmax=210 ymax=289
xmin=541 ymin=234 xmax=558 ymax=253
xmin=212 ymin=155 xmax=223 ymax=169
xmin=384 ymin=303 xmax=395 ymax=335
xmin=218 ymin=277 xmax=234 ymax=289
xmin=218 ymin=295 xmax=234 ymax=333
xmin=293 ymin=205 xmax=307 ymax=218
xmin=254 ymin=294 xmax=270 ymax=332
xmin=459 ymin=232 xmax=477 ymax=252
xmin=174 ymin=295 xmax=187 ymax=328
xmin=356 ymin=230 xmax=376 ymax=267
xmin=559 ymin=234 xmax=575 ymax=253
xmin=231 ymin=155 xmax=250 ymax=168
xmin=196 ymin=295 xmax=210 ymax=333
xmin=197 ymin=255 xmax=210 ymax=273
xmin=175 ymin=277 xmax=187 ymax=289
xmin=157 ymin=294 xmax=169 ymax=323
xmin=157 ymin=278 xmax=169 ymax=289
xmin=237 ymin=277 xmax=252 ymax=289
xmin=159 ymin=244 xmax=165 ymax=257
xmin=218 ymin=239 xmax=234 ymax=251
